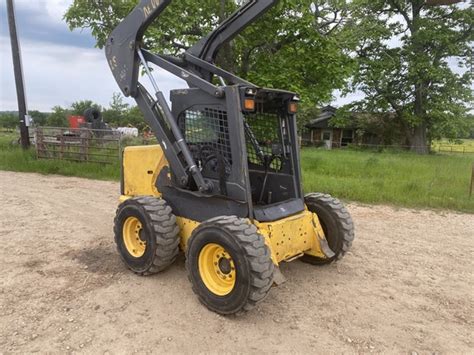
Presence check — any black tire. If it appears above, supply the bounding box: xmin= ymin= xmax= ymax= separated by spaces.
xmin=301 ymin=193 xmax=354 ymax=265
xmin=83 ymin=107 xmax=102 ymax=123
xmin=114 ymin=196 xmax=180 ymax=275
xmin=185 ymin=216 xmax=274 ymax=315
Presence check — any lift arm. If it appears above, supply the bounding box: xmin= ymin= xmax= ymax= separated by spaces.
xmin=105 ymin=0 xmax=279 ymax=193
xmin=105 ymin=0 xmax=171 ymax=98
xmin=106 ymin=0 xmax=279 ymax=95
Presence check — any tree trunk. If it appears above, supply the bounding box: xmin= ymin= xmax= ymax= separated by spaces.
xmin=408 ymin=3 xmax=430 ymax=155
xmin=410 ymin=80 xmax=430 ymax=154
xmin=409 ymin=122 xmax=429 ymax=154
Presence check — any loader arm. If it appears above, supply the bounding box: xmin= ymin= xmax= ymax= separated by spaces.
xmin=106 ymin=0 xmax=279 ymax=96
xmin=106 ymin=0 xmax=171 ymax=98
xmin=105 ymin=0 xmax=280 ymax=194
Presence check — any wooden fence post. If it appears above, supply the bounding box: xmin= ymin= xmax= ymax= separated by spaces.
xmin=79 ymin=129 xmax=89 ymax=161
xmin=78 ymin=129 xmax=84 ymax=161
xmin=59 ymin=134 xmax=65 ymax=159
xmin=35 ymin=127 xmax=43 ymax=158
xmin=86 ymin=130 xmax=92 ymax=162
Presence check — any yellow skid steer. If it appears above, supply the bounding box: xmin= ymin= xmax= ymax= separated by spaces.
xmin=106 ymin=0 xmax=355 ymax=315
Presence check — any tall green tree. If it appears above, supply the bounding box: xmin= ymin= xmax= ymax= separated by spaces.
xmin=47 ymin=106 xmax=70 ymax=127
xmin=29 ymin=110 xmax=49 ymax=126
xmin=64 ymin=0 xmax=353 ymax=106
xmin=0 ymin=113 xmax=18 ymax=130
xmin=124 ymin=106 xmax=147 ymax=131
xmin=103 ymin=92 xmax=130 ymax=126
xmin=70 ymin=100 xmax=102 ymax=116
xmin=342 ymin=0 xmax=473 ymax=153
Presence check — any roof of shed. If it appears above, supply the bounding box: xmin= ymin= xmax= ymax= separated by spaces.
xmin=305 ymin=105 xmax=337 ymax=129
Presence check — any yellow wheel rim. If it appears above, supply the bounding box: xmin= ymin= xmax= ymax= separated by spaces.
xmin=122 ymin=216 xmax=146 ymax=258
xmin=198 ymin=243 xmax=236 ymax=296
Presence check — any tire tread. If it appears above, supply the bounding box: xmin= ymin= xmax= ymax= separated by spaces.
xmin=113 ymin=196 xmax=180 ymax=275
xmin=302 ymin=193 xmax=354 ymax=265
xmin=185 ymin=216 xmax=274 ymax=315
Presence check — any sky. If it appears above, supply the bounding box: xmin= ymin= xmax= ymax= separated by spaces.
xmin=0 ymin=0 xmax=364 ymax=113
xmin=0 ymin=0 xmax=186 ymax=112
xmin=0 ymin=1 xmax=468 ymax=113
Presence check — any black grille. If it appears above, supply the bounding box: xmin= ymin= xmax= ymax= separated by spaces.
xmin=244 ymin=106 xmax=287 ymax=169
xmin=180 ymin=108 xmax=231 ymax=161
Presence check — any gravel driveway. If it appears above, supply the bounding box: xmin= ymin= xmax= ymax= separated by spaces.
xmin=0 ymin=171 xmax=472 ymax=353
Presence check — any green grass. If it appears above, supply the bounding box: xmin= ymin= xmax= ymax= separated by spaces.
xmin=432 ymin=138 xmax=474 ymax=153
xmin=301 ymin=148 xmax=474 ymax=212
xmin=0 ymin=133 xmax=119 ymax=181
xmin=1 ymin=132 xmax=473 ymax=212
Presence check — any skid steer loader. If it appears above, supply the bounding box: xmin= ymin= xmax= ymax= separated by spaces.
xmin=106 ymin=0 xmax=354 ymax=315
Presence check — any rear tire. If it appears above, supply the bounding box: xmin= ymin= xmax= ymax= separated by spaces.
xmin=186 ymin=216 xmax=274 ymax=315
xmin=114 ymin=196 xmax=180 ymax=275
xmin=301 ymin=193 xmax=354 ymax=265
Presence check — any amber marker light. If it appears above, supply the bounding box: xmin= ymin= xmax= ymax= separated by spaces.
xmin=289 ymin=102 xmax=298 ymax=114
xmin=244 ymin=98 xmax=256 ymax=111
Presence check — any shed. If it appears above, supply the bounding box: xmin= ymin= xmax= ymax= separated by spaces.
xmin=303 ymin=106 xmax=355 ymax=149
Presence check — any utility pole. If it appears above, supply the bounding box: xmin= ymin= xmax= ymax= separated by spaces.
xmin=6 ymin=0 xmax=30 ymax=149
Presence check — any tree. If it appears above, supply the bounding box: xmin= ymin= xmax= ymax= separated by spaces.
xmin=64 ymin=0 xmax=353 ymax=107
xmin=0 ymin=113 xmax=18 ymax=130
xmin=103 ymin=92 xmax=129 ymax=127
xmin=46 ymin=106 xmax=69 ymax=127
xmin=109 ymin=92 xmax=129 ymax=113
xmin=342 ymin=0 xmax=473 ymax=153
xmin=125 ymin=106 xmax=147 ymax=131
xmin=70 ymin=100 xmax=102 ymax=116
xmin=44 ymin=101 xmax=102 ymax=127
xmin=29 ymin=110 xmax=49 ymax=126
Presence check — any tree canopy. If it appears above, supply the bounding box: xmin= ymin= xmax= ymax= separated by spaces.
xmin=339 ymin=0 xmax=473 ymax=153
xmin=37 ymin=96 xmax=144 ymax=130
xmin=64 ymin=0 xmax=473 ymax=153
xmin=64 ymin=0 xmax=352 ymax=106
xmin=0 ymin=113 xmax=18 ymax=130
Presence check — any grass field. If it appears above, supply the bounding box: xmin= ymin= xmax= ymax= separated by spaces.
xmin=1 ymin=132 xmax=473 ymax=212
xmin=431 ymin=138 xmax=474 ymax=154
xmin=0 ymin=133 xmax=120 ymax=181
xmin=301 ymin=149 xmax=473 ymax=212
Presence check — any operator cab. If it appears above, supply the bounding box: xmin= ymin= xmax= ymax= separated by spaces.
xmin=170 ymin=87 xmax=302 ymax=208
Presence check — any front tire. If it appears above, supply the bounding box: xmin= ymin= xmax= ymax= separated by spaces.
xmin=114 ymin=196 xmax=180 ymax=275
xmin=186 ymin=216 xmax=274 ymax=315
xmin=301 ymin=193 xmax=354 ymax=265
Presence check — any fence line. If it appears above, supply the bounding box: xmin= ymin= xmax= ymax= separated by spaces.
xmin=0 ymin=128 xmax=15 ymax=133
xmin=300 ymin=139 xmax=474 ymax=154
xmin=34 ymin=127 xmax=122 ymax=164
xmin=4 ymin=128 xmax=473 ymax=163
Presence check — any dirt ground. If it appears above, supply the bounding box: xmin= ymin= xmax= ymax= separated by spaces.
xmin=0 ymin=171 xmax=472 ymax=354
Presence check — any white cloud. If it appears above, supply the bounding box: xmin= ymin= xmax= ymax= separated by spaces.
xmin=12 ymin=0 xmax=70 ymax=23
xmin=0 ymin=36 xmax=186 ymax=112
xmin=4 ymin=0 xmax=467 ymax=114
xmin=44 ymin=0 xmax=71 ymax=22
